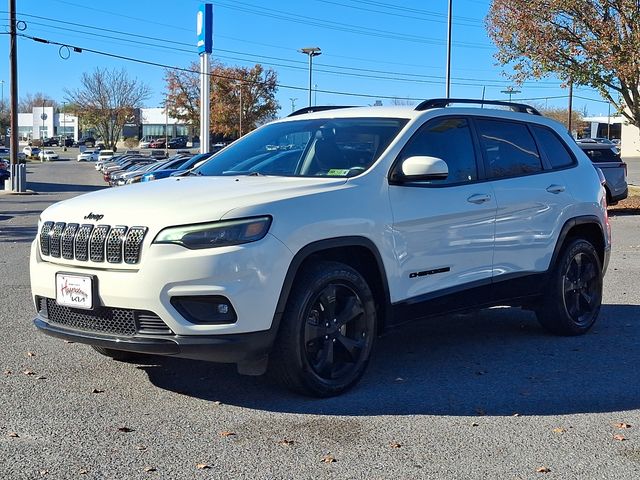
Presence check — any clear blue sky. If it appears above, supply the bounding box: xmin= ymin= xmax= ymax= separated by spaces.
xmin=1 ymin=0 xmax=612 ymax=117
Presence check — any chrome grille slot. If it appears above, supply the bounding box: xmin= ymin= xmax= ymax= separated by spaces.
xmin=89 ymin=225 xmax=110 ymax=262
xmin=61 ymin=223 xmax=79 ymax=260
xmin=106 ymin=226 xmax=128 ymax=263
xmin=38 ymin=221 xmax=146 ymax=264
xmin=124 ymin=227 xmax=147 ymax=264
xmin=49 ymin=222 xmax=66 ymax=258
xmin=40 ymin=221 xmax=54 ymax=256
xmin=74 ymin=224 xmax=94 ymax=261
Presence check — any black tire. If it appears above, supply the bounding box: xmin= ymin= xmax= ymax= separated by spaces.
xmin=536 ymin=238 xmax=603 ymax=335
xmin=91 ymin=345 xmax=147 ymax=362
xmin=270 ymin=261 xmax=376 ymax=397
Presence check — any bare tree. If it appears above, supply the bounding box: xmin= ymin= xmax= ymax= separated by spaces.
xmin=18 ymin=92 xmax=58 ymax=113
xmin=65 ymin=68 xmax=151 ymax=149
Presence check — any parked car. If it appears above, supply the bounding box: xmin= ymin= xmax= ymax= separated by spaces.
xmin=77 ymin=149 xmax=101 ymax=162
xmin=0 ymin=148 xmax=10 ymax=161
xmin=23 ymin=146 xmax=41 ymax=158
xmin=149 ymin=149 xmax=167 ymax=159
xmin=141 ymin=153 xmax=212 ymax=182
xmin=111 ymin=160 xmax=177 ymax=186
xmin=39 ymin=150 xmax=59 ymax=161
xmin=97 ymin=150 xmax=115 ymax=162
xmin=138 ymin=140 xmax=151 ymax=149
xmin=149 ymin=138 xmax=166 ymax=149
xmin=167 ymin=137 xmax=187 ymax=149
xmin=577 ymin=142 xmax=628 ymax=204
xmin=30 ymin=98 xmax=610 ymax=397
xmin=63 ymin=137 xmax=74 ymax=147
xmin=42 ymin=137 xmax=60 ymax=147
xmin=75 ymin=137 xmax=96 ymax=148
xmin=0 ymin=164 xmax=9 ymax=186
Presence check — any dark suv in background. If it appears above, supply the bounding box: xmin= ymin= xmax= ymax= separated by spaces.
xmin=577 ymin=141 xmax=628 ymax=204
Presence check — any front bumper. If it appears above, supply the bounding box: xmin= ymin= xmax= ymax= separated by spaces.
xmin=34 ymin=316 xmax=277 ymax=363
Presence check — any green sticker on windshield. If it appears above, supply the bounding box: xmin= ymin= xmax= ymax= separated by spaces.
xmin=327 ymin=169 xmax=350 ymax=176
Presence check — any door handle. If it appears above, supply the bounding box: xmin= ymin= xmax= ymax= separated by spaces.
xmin=546 ymin=184 xmax=566 ymax=194
xmin=467 ymin=193 xmax=492 ymax=204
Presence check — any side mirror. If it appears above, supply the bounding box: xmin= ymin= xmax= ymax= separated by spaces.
xmin=397 ymin=155 xmax=448 ymax=181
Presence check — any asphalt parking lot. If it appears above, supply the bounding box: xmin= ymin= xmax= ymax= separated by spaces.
xmin=1 ymin=160 xmax=640 ymax=479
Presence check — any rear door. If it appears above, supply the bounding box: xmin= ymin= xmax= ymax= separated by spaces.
xmin=474 ymin=118 xmax=575 ymax=281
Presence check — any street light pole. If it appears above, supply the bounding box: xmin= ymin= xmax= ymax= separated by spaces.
xmin=299 ymin=47 xmax=321 ymax=107
xmin=445 ymin=0 xmax=452 ymax=98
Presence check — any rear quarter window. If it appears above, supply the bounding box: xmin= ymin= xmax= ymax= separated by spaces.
xmin=531 ymin=125 xmax=576 ymax=169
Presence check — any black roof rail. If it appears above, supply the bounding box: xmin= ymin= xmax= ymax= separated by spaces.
xmin=287 ymin=105 xmax=356 ymax=117
xmin=415 ymin=98 xmax=541 ymax=116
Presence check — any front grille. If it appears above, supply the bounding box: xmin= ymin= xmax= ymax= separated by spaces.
xmin=61 ymin=223 xmax=78 ymax=260
xmin=39 ymin=222 xmax=147 ymax=264
xmin=50 ymin=222 xmax=66 ymax=258
xmin=89 ymin=225 xmax=110 ymax=262
xmin=40 ymin=297 xmax=173 ymax=337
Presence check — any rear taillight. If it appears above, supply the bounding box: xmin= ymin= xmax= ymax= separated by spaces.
xmin=622 ymin=162 xmax=627 ymax=177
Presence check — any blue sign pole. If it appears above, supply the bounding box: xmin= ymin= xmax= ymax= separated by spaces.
xmin=197 ymin=3 xmax=213 ymax=153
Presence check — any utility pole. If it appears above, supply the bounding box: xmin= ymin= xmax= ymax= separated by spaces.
xmin=567 ymin=80 xmax=574 ymax=136
xmin=9 ymin=0 xmax=22 ymax=191
xmin=501 ymin=86 xmax=521 ymax=102
xmin=445 ymin=0 xmax=452 ymax=98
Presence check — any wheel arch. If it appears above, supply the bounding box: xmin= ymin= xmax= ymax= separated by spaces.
xmin=272 ymin=237 xmax=392 ymax=337
xmin=550 ymin=216 xmax=607 ymax=270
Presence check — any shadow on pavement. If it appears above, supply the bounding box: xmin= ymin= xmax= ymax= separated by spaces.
xmin=26 ymin=181 xmax=104 ymax=194
xmin=139 ymin=303 xmax=640 ymax=416
xmin=0 ymin=224 xmax=37 ymax=243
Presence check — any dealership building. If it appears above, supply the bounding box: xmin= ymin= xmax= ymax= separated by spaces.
xmin=17 ymin=107 xmax=189 ymax=143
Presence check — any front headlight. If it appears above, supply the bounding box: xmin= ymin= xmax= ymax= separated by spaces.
xmin=153 ymin=216 xmax=272 ymax=250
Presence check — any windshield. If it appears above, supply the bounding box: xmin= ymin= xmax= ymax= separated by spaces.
xmin=194 ymin=117 xmax=407 ymax=177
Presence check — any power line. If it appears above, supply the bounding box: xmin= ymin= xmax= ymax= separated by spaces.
xmin=9 ymin=12 xmax=562 ymax=90
xmin=314 ymin=0 xmax=484 ymax=28
xmin=15 ymin=31 xmax=427 ymax=102
xmin=210 ymin=0 xmax=494 ymax=49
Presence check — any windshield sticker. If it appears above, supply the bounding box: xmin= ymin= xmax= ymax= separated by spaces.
xmin=327 ymin=169 xmax=350 ymax=176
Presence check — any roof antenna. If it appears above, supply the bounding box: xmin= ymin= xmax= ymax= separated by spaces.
xmin=481 ymin=86 xmax=486 ymax=109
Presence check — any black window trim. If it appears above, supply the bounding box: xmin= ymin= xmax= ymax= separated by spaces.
xmin=529 ymin=124 xmax=578 ymax=172
xmin=388 ymin=114 xmax=485 ymax=188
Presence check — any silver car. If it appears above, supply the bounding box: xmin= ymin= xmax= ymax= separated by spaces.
xmin=577 ymin=142 xmax=628 ymax=204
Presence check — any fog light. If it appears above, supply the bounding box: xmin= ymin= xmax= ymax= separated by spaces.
xmin=171 ymin=296 xmax=237 ymax=324
xmin=217 ymin=304 xmax=229 ymax=314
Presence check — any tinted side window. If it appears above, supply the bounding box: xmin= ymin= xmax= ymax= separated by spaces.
xmin=399 ymin=117 xmax=477 ymax=184
xmin=476 ymin=119 xmax=542 ymax=178
xmin=580 ymin=147 xmax=621 ymax=163
xmin=531 ymin=126 xmax=576 ymax=169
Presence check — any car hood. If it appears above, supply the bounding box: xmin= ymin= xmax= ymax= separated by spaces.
xmin=41 ymin=175 xmax=349 ymax=230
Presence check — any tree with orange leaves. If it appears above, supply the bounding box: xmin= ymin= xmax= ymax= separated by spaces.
xmin=487 ymin=1 xmax=640 ymax=127
xmin=164 ymin=61 xmax=279 ymax=139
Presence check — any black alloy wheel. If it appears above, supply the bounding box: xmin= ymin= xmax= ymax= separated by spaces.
xmin=303 ymin=282 xmax=369 ymax=382
xmin=536 ymin=238 xmax=603 ymax=336
xmin=562 ymin=250 xmax=601 ymax=327
xmin=270 ymin=261 xmax=376 ymax=397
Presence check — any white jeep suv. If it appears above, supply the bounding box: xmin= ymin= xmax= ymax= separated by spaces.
xmin=30 ymin=99 xmax=610 ymax=397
